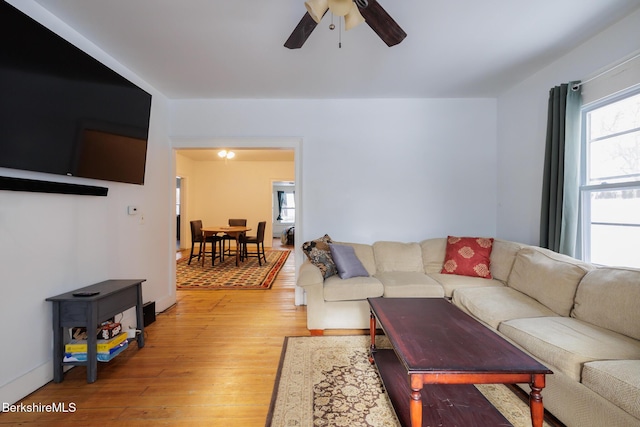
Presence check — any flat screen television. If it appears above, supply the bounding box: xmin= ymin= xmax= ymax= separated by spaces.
xmin=0 ymin=1 xmax=152 ymax=185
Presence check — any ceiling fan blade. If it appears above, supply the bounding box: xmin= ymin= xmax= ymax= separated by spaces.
xmin=359 ymin=0 xmax=407 ymax=47
xmin=284 ymin=12 xmax=319 ymax=49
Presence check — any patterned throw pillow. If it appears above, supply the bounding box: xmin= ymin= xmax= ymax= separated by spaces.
xmin=302 ymin=234 xmax=337 ymax=278
xmin=441 ymin=236 xmax=494 ymax=278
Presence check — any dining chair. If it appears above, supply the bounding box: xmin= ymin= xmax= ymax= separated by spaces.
xmin=221 ymin=218 xmax=247 ymax=260
xmin=188 ymin=220 xmax=222 ymax=266
xmin=241 ymin=221 xmax=267 ymax=266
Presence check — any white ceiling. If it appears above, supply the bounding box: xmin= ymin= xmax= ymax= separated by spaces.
xmin=32 ymin=0 xmax=640 ymax=99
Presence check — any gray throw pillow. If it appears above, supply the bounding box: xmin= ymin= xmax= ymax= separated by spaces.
xmin=329 ymin=244 xmax=369 ymax=279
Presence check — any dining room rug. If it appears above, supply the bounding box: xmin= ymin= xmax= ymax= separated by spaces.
xmin=176 ymin=249 xmax=289 ymax=290
xmin=266 ymin=335 xmax=557 ymax=427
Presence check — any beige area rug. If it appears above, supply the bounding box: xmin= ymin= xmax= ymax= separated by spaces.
xmin=266 ymin=335 xmax=555 ymax=427
xmin=176 ymin=249 xmax=289 ymax=290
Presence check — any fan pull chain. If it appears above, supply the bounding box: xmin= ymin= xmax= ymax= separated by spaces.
xmin=328 ymin=13 xmax=342 ymax=49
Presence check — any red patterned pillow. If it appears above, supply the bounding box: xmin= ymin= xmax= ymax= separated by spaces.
xmin=441 ymin=236 xmax=494 ymax=278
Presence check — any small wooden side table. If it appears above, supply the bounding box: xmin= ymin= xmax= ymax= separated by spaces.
xmin=46 ymin=279 xmax=146 ymax=383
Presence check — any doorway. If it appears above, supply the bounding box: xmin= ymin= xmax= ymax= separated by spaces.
xmin=172 ymin=138 xmax=304 ymax=305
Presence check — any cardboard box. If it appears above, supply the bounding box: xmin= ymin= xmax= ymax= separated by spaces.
xmin=71 ymin=321 xmax=121 ymax=340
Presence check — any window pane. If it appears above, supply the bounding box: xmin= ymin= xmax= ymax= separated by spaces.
xmin=590 ymin=188 xmax=640 ymax=223
xmin=590 ymin=224 xmax=640 ymax=268
xmin=588 ymin=92 xmax=640 ymax=139
xmin=281 ymin=207 xmax=295 ymax=222
xmin=284 ymin=193 xmax=295 ymax=208
xmin=587 ymin=189 xmax=640 ymax=268
xmin=588 ymin=131 xmax=640 ymax=184
xmin=176 ymin=187 xmax=180 ymax=215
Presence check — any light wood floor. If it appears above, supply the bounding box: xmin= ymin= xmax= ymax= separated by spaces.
xmin=1 ymin=240 xmax=364 ymax=426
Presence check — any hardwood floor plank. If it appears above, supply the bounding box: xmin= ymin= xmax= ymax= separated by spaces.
xmin=1 ymin=241 xmax=360 ymax=426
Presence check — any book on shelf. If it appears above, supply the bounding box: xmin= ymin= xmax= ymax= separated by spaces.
xmin=65 ymin=332 xmax=127 ymax=353
xmin=63 ymin=340 xmax=129 ymax=363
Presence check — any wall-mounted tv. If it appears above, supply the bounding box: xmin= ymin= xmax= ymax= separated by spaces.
xmin=0 ymin=1 xmax=152 ymax=185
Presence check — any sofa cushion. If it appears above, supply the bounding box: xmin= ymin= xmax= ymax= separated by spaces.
xmin=572 ymin=267 xmax=640 ymax=341
xmin=420 ymin=238 xmax=447 ymax=273
xmin=376 ymin=272 xmax=444 ymax=298
xmin=499 ymin=317 xmax=640 ymax=382
xmin=329 ymin=243 xmax=369 ymax=279
xmin=441 ymin=236 xmax=494 ymax=278
xmin=323 ymin=275 xmax=384 ymax=302
xmin=582 ymin=360 xmax=640 ymax=420
xmin=429 ymin=273 xmax=505 ymax=298
xmin=507 ymin=247 xmax=593 ymax=316
xmin=373 ymin=241 xmax=424 ymax=273
xmin=452 ymin=286 xmax=557 ymax=329
xmin=489 ymin=239 xmax=524 ymax=283
xmin=302 ymin=234 xmax=337 ymax=278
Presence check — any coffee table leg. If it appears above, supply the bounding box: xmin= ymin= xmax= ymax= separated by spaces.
xmin=410 ymin=383 xmax=423 ymax=427
xmin=369 ymin=311 xmax=376 ymax=364
xmin=529 ymin=374 xmax=546 ymax=427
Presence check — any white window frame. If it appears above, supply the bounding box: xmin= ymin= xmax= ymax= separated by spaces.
xmin=579 ymin=85 xmax=640 ymax=266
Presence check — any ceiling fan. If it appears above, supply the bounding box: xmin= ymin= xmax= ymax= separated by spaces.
xmin=285 ymin=0 xmax=406 ymax=49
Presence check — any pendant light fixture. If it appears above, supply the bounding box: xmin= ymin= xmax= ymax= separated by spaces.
xmin=218 ymin=150 xmax=235 ymax=160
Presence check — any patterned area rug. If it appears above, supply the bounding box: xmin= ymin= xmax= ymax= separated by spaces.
xmin=176 ymin=249 xmax=289 ymax=290
xmin=266 ymin=335 xmax=555 ymax=427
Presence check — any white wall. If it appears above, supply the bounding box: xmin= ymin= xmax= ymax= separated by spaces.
xmin=170 ymin=98 xmax=499 ymax=246
xmin=496 ymin=9 xmax=640 ymax=244
xmin=0 ymin=1 xmax=175 ymax=404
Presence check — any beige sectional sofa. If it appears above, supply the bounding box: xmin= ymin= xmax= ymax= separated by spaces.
xmin=297 ymin=237 xmax=640 ymax=427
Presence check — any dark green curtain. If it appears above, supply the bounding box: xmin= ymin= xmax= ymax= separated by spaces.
xmin=540 ymin=82 xmax=581 ymax=255
xmin=276 ymin=191 xmax=285 ymax=221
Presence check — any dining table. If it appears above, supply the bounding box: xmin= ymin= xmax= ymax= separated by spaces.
xmin=201 ymin=226 xmax=251 ymax=267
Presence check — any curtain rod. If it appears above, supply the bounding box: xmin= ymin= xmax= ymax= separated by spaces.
xmin=571 ymin=51 xmax=640 ymax=91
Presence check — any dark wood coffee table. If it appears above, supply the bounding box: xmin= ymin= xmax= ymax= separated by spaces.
xmin=368 ymin=297 xmax=552 ymax=427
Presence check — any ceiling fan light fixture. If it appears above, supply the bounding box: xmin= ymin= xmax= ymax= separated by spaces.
xmin=344 ymin=2 xmax=365 ymax=30
xmin=304 ymin=0 xmax=328 ymax=23
xmin=327 ymin=0 xmax=352 ymax=17
xmin=285 ymin=0 xmax=406 ymax=49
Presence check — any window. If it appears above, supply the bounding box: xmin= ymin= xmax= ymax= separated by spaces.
xmin=277 ymin=191 xmax=295 ymax=223
xmin=580 ymin=87 xmax=640 ymax=268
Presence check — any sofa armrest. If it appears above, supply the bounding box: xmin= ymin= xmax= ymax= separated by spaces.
xmin=297 ymin=260 xmax=327 ymax=331
xmin=297 ymin=260 xmax=324 ymax=289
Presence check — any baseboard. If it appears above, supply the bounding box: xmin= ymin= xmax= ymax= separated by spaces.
xmin=0 ymin=360 xmax=53 ymax=405
xmin=153 ymin=295 xmax=177 ymax=315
